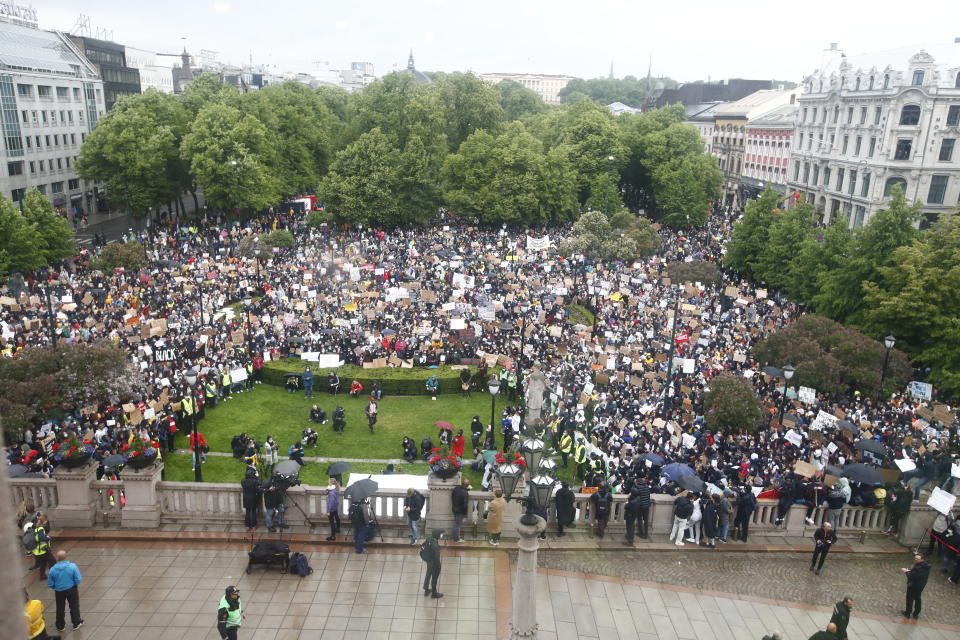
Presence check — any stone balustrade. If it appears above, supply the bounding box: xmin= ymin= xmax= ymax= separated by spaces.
xmin=6 ymin=463 xmax=939 ymax=543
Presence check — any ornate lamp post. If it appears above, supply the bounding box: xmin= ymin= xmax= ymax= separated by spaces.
xmin=183 ymin=371 xmax=202 ymax=482
xmin=488 ymin=378 xmax=501 ymax=446
xmin=779 ymin=364 xmax=795 ymax=427
xmin=878 ymin=335 xmax=895 ymax=403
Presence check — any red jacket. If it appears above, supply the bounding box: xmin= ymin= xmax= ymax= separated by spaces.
xmin=188 ymin=432 xmax=207 ymax=451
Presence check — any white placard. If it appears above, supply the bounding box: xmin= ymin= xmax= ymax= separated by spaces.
xmin=927 ymin=487 xmax=957 ymax=515
xmin=681 ymin=433 xmax=696 ymax=449
xmin=682 ymin=359 xmax=695 ymax=374
xmin=143 ymin=408 xmax=155 ymax=420
xmin=450 ymin=318 xmax=466 ymax=330
xmin=231 ymin=367 xmax=248 ymax=383
xmin=784 ymin=430 xmax=803 ymax=447
xmin=951 ymin=463 xmax=960 ymax=479
xmin=798 ymin=386 xmax=817 ymax=404
xmin=812 ymin=410 xmax=839 ymax=431
xmin=827 ymin=442 xmax=838 ymax=454
xmin=894 ymin=458 xmax=917 ymax=473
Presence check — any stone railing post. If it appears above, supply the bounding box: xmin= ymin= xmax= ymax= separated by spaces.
xmin=898 ymin=504 xmax=943 ymax=546
xmin=120 ymin=461 xmax=164 ymax=528
xmin=785 ymin=504 xmax=808 ymax=536
xmin=52 ymin=461 xmax=98 ymax=527
xmin=426 ymin=472 xmax=459 ymax=536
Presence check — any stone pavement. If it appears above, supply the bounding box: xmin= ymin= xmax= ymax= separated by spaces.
xmin=24 ymin=540 xmax=960 ymax=640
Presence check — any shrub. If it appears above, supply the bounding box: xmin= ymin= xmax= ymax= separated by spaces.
xmin=262 ymin=359 xmax=476 ymax=395
xmin=703 ymin=373 xmax=765 ymax=434
xmin=91 ymin=242 xmax=147 ymax=272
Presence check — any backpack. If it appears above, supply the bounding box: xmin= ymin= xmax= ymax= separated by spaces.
xmin=595 ymin=495 xmax=611 ymax=516
xmin=349 ymin=503 xmax=365 ymax=527
xmin=22 ymin=529 xmax=38 ymax=552
xmin=289 ymin=552 xmax=313 ymax=577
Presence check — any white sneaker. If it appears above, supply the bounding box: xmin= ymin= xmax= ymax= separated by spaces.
xmin=805 ymin=517 xmax=815 ymax=525
xmin=685 ymin=538 xmax=695 ymax=543
xmin=675 ymin=541 xmax=685 ymax=546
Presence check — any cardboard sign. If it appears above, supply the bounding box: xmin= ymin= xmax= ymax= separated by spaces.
xmin=794 ymin=460 xmax=817 ymax=478
xmin=927 ymin=487 xmax=957 ymax=515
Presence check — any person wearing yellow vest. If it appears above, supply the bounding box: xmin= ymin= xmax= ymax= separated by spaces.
xmin=221 ymin=369 xmax=233 ymax=400
xmin=559 ymin=430 xmax=573 ymax=468
xmin=217 ymin=585 xmax=244 ymax=640
xmin=24 ymin=590 xmax=59 ymax=640
xmin=574 ymin=440 xmax=588 ymax=480
xmin=31 ymin=514 xmax=54 ymax=578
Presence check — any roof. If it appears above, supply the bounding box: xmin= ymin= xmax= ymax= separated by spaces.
xmin=0 ymin=22 xmax=92 ymax=76
xmin=607 ymin=101 xmax=641 ymax=115
xmin=685 ymin=102 xmax=727 ymax=121
xmin=746 ymin=103 xmax=797 ymax=128
xmin=818 ymin=42 xmax=960 ymax=87
xmin=405 ymin=50 xmax=431 ymax=85
xmin=716 ymin=89 xmax=796 ymax=119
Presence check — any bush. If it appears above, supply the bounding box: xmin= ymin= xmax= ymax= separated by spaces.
xmin=262 ymin=359 xmax=477 ymax=395
xmin=306 ymin=209 xmax=337 ymax=229
xmin=91 ymin=242 xmax=147 ymax=272
xmin=268 ymin=229 xmax=295 ymax=248
xmin=666 ymin=260 xmax=722 ymax=286
xmin=566 ymin=304 xmax=595 ymax=327
xmin=703 ymin=373 xmax=765 ymax=434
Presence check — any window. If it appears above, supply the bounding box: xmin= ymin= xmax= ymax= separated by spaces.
xmin=860 ymin=107 xmax=867 ymax=124
xmin=928 ymin=175 xmax=948 ymax=204
xmin=44 ymin=135 xmax=50 ymax=146
xmin=855 ymin=77 xmax=861 ymax=91
xmin=884 ymin=74 xmax=890 ymax=89
xmin=884 ymin=177 xmax=907 ymax=196
xmin=38 ymin=159 xmax=44 ymax=171
xmin=11 ymin=188 xmax=24 ymax=202
xmin=56 ymin=158 xmax=62 ymax=170
xmin=7 ymin=161 xmax=22 ymax=176
xmin=53 ymin=134 xmax=59 ymax=145
xmin=861 ymin=173 xmax=871 ymax=198
xmin=49 ymin=110 xmax=55 ymax=124
xmin=34 ymin=135 xmax=39 ymax=147
xmin=72 ymin=88 xmax=80 ymax=100
xmin=16 ymin=83 xmax=31 ymax=97
xmin=67 ymin=111 xmax=73 ymax=123
xmin=869 ymin=137 xmax=877 ymax=157
xmin=812 ymin=107 xmax=818 ymax=122
xmin=56 ymin=87 xmax=68 ymax=99
xmin=842 ymin=136 xmax=849 ymax=154
xmin=829 ymin=134 xmax=835 ymax=149
xmin=894 ymin=139 xmax=912 ymax=160
xmin=803 ymin=107 xmax=808 ymax=122
xmin=947 ymin=105 xmax=960 ymax=127
xmin=836 ymin=168 xmax=845 ymax=191
xmin=956 ymin=72 xmax=960 ymax=88
xmin=813 ymin=165 xmax=820 ymax=185
xmin=833 ymin=106 xmax=840 ymax=123
xmin=940 ymin=138 xmax=956 ymax=162
xmin=848 ymin=170 xmax=857 ymax=195
xmin=30 ymin=110 xmax=36 ymax=123
xmin=798 ymin=133 xmax=804 ymax=149
xmin=848 ymin=107 xmax=854 ymax=124
xmin=37 ymin=85 xmax=50 ymax=98
xmin=41 ymin=111 xmax=46 ymax=123
xmin=874 ymin=107 xmax=882 ymax=125
xmin=36 ymin=184 xmax=45 ymax=195
xmin=59 ymin=110 xmax=64 ymax=121
xmin=899 ymin=105 xmax=921 ymax=125
xmin=25 ymin=136 xmax=30 ymax=149
xmin=51 ymin=181 xmax=63 ymax=194
xmin=793 ymin=162 xmax=800 ymax=181
xmin=70 ymin=133 xmax=75 ymax=144
xmin=912 ymin=70 xmax=924 ymax=86
xmin=68 ymin=178 xmax=79 ymax=190
xmin=803 ymin=163 xmax=810 ymax=184
xmin=855 ymin=136 xmax=862 ymax=156
xmin=65 ymin=157 xmax=70 ymax=168
xmin=824 ymin=167 xmax=831 ymax=186
xmin=28 ymin=161 xmax=34 ymax=173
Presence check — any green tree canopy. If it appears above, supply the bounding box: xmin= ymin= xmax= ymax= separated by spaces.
xmin=0 ymin=195 xmax=44 ymax=276
xmin=497 ymin=79 xmax=547 ymax=121
xmin=557 ymin=75 xmax=677 ymax=108
xmin=560 ymin=210 xmax=659 ymax=262
xmin=724 ymin=189 xmax=782 ymax=278
xmin=704 ymin=373 xmax=766 ymax=434
xmin=21 ymin=188 xmax=74 ymax=265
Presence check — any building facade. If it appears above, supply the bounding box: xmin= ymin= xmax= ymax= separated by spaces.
xmin=742 ymin=103 xmax=796 ymax=196
xmin=126 ymin=46 xmax=174 ymax=94
xmin=685 ymin=102 xmax=728 ymax=154
xmin=67 ymin=35 xmax=140 ymax=110
xmin=788 ymin=43 xmax=960 ymax=227
xmin=479 ymin=72 xmax=575 ymax=105
xmin=0 ymin=21 xmax=105 ymax=214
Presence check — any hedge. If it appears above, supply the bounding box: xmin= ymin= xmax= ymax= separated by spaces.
xmin=262 ymin=359 xmax=477 ymax=395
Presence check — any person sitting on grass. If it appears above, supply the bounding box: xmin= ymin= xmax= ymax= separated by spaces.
xmin=289 ymin=441 xmax=306 ymax=466
xmin=402 ymin=437 xmax=418 ymax=463
xmin=332 ymin=406 xmax=346 ymax=433
xmin=349 ymin=379 xmax=364 ymax=398
xmin=309 ymin=404 xmax=327 ymax=424
xmin=302 ymin=427 xmax=318 ymax=448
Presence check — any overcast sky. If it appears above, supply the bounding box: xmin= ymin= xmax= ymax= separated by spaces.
xmin=34 ymin=0 xmax=959 ymax=83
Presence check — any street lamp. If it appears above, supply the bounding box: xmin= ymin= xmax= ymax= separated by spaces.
xmin=779 ymin=364 xmax=795 ymax=427
xmin=195 ymin=275 xmax=205 ymax=326
xmin=183 ymin=371 xmax=202 ymax=482
xmin=230 ymin=159 xmax=239 ymax=218
xmin=606 ymin=155 xmax=615 ymax=214
xmin=878 ymin=335 xmax=895 ymax=403
xmin=488 ymin=378 xmax=501 ymax=446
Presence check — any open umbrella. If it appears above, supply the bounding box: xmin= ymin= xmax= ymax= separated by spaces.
xmin=320 ymin=329 xmax=337 ymax=335
xmin=6 ymin=464 xmax=27 ymax=478
xmin=642 ymin=453 xmax=665 ymax=466
xmin=482 ymin=450 xmax=498 ymax=465
xmin=677 ymin=475 xmax=706 ymax=493
xmin=775 ymin=386 xmax=798 ymax=399
xmin=288 ymin=337 xmax=306 ymax=344
xmin=661 ymin=462 xmax=695 ymax=482
xmin=102 ymin=454 xmax=126 ymax=470
xmin=283 ymin=372 xmax=302 ymax=379
xmin=823 ymin=464 xmax=843 ymax=477
xmin=854 ymin=439 xmax=887 ymax=456
xmin=836 ymin=420 xmax=856 ymax=434
xmin=382 ymin=329 xmax=396 ymax=335
xmin=762 ymin=366 xmax=782 ymax=378
xmin=842 ymin=463 xmax=883 ymax=486
xmin=344 ymin=478 xmax=379 ymax=501
xmin=274 ymin=460 xmax=301 ymax=477
xmin=327 ymin=462 xmax=352 ymax=476
xmin=434 ymin=421 xmax=454 ymax=431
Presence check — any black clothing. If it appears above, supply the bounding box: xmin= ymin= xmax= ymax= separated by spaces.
xmin=54 ymin=585 xmax=81 ymax=631
xmin=555 ymin=486 xmax=575 ymax=535
xmin=811 ymin=526 xmax=838 ymax=571
xmin=452 ymin=485 xmax=469 ymax=515
xmin=673 ymin=495 xmax=693 ymax=519
xmin=591 ymin=488 xmax=613 ymax=538
xmin=807 ymin=632 xmax=839 ymax=640
xmin=405 ymin=491 xmax=425 ymax=521
xmin=421 ymin=536 xmax=442 ymax=593
xmin=829 ymin=600 xmax=851 ymax=639
xmin=904 ymin=560 xmax=930 ymax=617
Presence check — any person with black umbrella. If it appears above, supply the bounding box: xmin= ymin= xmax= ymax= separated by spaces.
xmin=810 ymin=521 xmax=837 ymax=575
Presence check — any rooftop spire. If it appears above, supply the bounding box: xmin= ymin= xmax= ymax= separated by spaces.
xmin=407 ymin=49 xmax=415 ymax=71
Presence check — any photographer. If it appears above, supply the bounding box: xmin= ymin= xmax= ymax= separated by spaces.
xmin=332 ymin=407 xmax=346 ymax=434
xmin=349 ymin=500 xmax=371 ymax=553
xmin=302 ymin=427 xmax=319 ymax=448
xmin=262 ymin=436 xmax=279 ymax=472
xmin=263 ymin=475 xmax=288 ymax=533
xmin=402 ymin=437 xmax=418 ymax=463
xmin=240 ymin=468 xmax=261 ymax=531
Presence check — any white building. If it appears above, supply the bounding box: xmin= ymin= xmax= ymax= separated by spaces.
xmin=337 ymin=61 xmax=376 ymax=92
xmin=125 ymin=46 xmax=174 ymax=94
xmin=684 ymin=102 xmax=728 ymax=154
xmin=607 ymin=101 xmax=641 ymax=116
xmin=0 ymin=20 xmax=105 ymax=214
xmin=788 ymin=42 xmax=960 ymax=228
xmin=479 ymin=72 xmax=575 ymax=105
xmin=742 ymin=102 xmax=797 ymax=196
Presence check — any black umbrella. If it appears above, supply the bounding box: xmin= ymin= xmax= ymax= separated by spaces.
xmin=6 ymin=464 xmax=27 ymax=478
xmin=274 ymin=460 xmax=301 ymax=477
xmin=283 ymin=372 xmax=302 ymax=379
xmin=102 ymin=454 xmax=126 ymax=470
xmin=824 ymin=464 xmax=843 ymax=477
xmin=327 ymin=462 xmax=352 ymax=476
xmin=676 ymin=475 xmax=706 ymax=493
xmin=762 ymin=366 xmax=781 ymax=378
xmin=842 ymin=463 xmax=883 ymax=486
xmin=344 ymin=478 xmax=379 ymax=501
xmin=642 ymin=453 xmax=665 ymax=466
xmin=854 ymin=439 xmax=887 ymax=456
xmin=288 ymin=337 xmax=306 ymax=344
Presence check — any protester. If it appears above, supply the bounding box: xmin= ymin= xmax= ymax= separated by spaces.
xmin=420 ymin=529 xmax=444 ymax=599
xmin=451 ymin=478 xmax=470 ymax=542
xmin=404 ymin=487 xmax=425 ymax=545
xmin=555 ymin=481 xmax=575 ymax=537
xmin=240 ymin=468 xmax=261 ymax=531
xmin=486 ymin=488 xmax=506 ymax=546
xmin=325 ymin=478 xmax=341 ymax=541
xmin=829 ymin=596 xmax=853 ymax=640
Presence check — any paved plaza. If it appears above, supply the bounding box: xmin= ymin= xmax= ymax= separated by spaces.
xmin=24 ymin=541 xmax=960 ymax=640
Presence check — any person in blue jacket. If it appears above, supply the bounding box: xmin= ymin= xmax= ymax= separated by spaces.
xmin=302 ymin=367 xmax=314 ymax=399
xmin=47 ymin=550 xmax=83 ymax=632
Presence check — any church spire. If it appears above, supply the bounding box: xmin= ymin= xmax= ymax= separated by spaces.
xmin=407 ymin=49 xmax=415 ymax=71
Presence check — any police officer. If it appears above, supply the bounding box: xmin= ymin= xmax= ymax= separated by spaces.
xmin=574 ymin=439 xmax=588 ymax=480
xmin=31 ymin=514 xmax=53 ymax=579
xmin=559 ymin=430 xmax=573 ymax=468
xmin=421 ymin=529 xmax=444 ymax=599
xmin=216 ymin=585 xmax=244 ymax=640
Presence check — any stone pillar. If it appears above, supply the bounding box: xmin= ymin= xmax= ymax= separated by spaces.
xmin=899 ymin=504 xmax=939 ymax=546
xmin=52 ymin=461 xmax=98 ymax=528
xmin=120 ymin=461 xmax=164 ymax=528
xmin=649 ymin=495 xmax=675 ymax=537
xmin=427 ymin=472 xmax=459 ymax=536
xmin=785 ymin=504 xmax=808 ymax=536
xmin=510 ymin=515 xmax=547 ymax=639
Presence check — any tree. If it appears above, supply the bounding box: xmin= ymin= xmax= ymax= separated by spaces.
xmin=618 ymin=105 xmax=687 ymax=212
xmin=418 ymin=72 xmax=504 ymax=150
xmin=724 ymin=189 xmax=780 ymax=278
xmin=91 ymin=242 xmax=147 ymax=272
xmin=560 ymin=210 xmax=659 ymax=262
xmin=755 ymin=202 xmax=817 ymax=288
xmin=441 ymin=123 xmax=543 ymax=224
xmin=498 ymin=79 xmax=546 ymax=121
xmin=349 ymin=72 xmax=420 ymax=147
xmin=181 ymin=103 xmax=280 ymax=211
xmin=704 ymin=374 xmax=766 ymax=434
xmin=557 ymin=102 xmax=627 ymax=201
xmin=535 ymin=147 xmax=580 ymax=223
xmin=752 ymin=315 xmax=911 ymax=398
xmin=0 ymin=196 xmax=44 ymax=276
xmin=557 ymin=76 xmax=678 ymax=108
xmin=21 ymin=189 xmax=74 ymax=265
xmin=785 ymin=218 xmax=852 ymax=303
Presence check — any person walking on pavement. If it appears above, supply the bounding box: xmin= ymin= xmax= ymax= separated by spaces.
xmin=829 ymin=596 xmax=853 ymax=640
xmin=404 ymin=487 xmax=425 ymax=545
xmin=451 ymin=478 xmax=470 ymax=542
xmin=47 ymin=550 xmax=83 ymax=632
xmin=420 ymin=529 xmax=444 ymax=599
xmin=810 ymin=522 xmax=837 ymax=575
xmin=901 ymin=553 xmax=931 ymax=619
xmin=216 ymin=585 xmax=245 ymax=640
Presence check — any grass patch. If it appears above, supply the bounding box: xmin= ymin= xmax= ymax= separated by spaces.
xmin=566 ymin=304 xmax=595 ymax=327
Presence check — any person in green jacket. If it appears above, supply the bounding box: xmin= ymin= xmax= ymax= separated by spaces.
xmin=217 ymin=585 xmax=244 ymax=640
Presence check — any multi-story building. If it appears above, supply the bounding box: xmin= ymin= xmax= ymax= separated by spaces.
xmin=655 ymin=78 xmax=776 ymax=108
xmin=742 ymin=103 xmax=797 ymax=197
xmin=0 ymin=20 xmax=105 ymax=214
xmin=125 ymin=46 xmax=174 ymax=94
xmin=67 ymin=35 xmax=140 ymax=110
xmin=712 ymin=89 xmax=796 ymax=207
xmin=788 ymin=42 xmax=960 ymax=228
xmin=337 ymin=62 xmax=376 ymax=92
xmin=479 ymin=72 xmax=575 ymax=105
xmin=685 ymin=102 xmax=728 ymax=154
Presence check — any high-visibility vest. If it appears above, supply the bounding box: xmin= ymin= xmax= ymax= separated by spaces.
xmin=218 ymin=596 xmax=242 ymax=627
xmin=32 ymin=526 xmax=49 ymax=556
xmin=221 ymin=371 xmax=231 ymax=386
xmin=205 ymin=383 xmax=217 ymax=398
xmin=574 ymin=444 xmax=587 ymax=464
xmin=181 ymin=396 xmax=194 ymax=416
xmin=560 ymin=434 xmax=573 ymax=454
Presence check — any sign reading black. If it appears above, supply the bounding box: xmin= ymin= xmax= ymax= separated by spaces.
xmin=153 ymin=348 xmax=180 ymax=363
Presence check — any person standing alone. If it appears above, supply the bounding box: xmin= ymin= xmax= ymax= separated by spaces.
xmin=829 ymin=596 xmax=853 ymax=640
xmin=901 ymin=553 xmax=930 ymax=619
xmin=451 ymin=478 xmax=469 ymax=542
xmin=420 ymin=529 xmax=444 ymax=599
xmin=216 ymin=585 xmax=245 ymax=640
xmin=46 ymin=550 xmax=83 ymax=632
xmin=810 ymin=522 xmax=837 ymax=575
xmin=404 ymin=487 xmax=425 ymax=545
